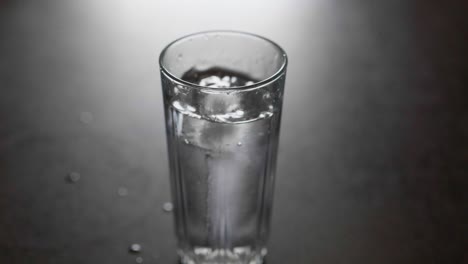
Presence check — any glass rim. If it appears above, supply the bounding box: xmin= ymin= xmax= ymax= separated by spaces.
xmin=159 ymin=30 xmax=288 ymax=92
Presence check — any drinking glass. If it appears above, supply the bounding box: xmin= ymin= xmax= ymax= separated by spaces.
xmin=159 ymin=31 xmax=287 ymax=264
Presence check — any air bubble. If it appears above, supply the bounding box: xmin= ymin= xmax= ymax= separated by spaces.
xmin=163 ymin=202 xmax=174 ymax=212
xmin=117 ymin=187 xmax=128 ymax=197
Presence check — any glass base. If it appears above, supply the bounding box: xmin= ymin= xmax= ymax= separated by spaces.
xmin=179 ymin=247 xmax=266 ymax=264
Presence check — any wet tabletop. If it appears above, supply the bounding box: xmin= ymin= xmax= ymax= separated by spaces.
xmin=0 ymin=0 xmax=467 ymax=263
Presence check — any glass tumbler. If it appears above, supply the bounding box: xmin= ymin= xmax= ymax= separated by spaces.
xmin=159 ymin=31 xmax=287 ymax=264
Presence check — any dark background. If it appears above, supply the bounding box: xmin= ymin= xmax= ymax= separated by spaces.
xmin=0 ymin=0 xmax=467 ymax=263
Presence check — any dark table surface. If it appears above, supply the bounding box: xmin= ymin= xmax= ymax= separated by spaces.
xmin=0 ymin=0 xmax=467 ymax=263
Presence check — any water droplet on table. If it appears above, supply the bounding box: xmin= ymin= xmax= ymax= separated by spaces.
xmin=66 ymin=172 xmax=81 ymax=183
xmin=79 ymin=112 xmax=94 ymax=124
xmin=129 ymin=243 xmax=142 ymax=253
xmin=118 ymin=187 xmax=128 ymax=197
xmin=163 ymin=202 xmax=173 ymax=212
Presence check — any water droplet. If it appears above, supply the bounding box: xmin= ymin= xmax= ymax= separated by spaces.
xmin=237 ymin=142 xmax=242 ymax=146
xmin=135 ymin=257 xmax=143 ymax=263
xmin=79 ymin=111 xmax=94 ymax=124
xmin=117 ymin=187 xmax=128 ymax=197
xmin=66 ymin=172 xmax=81 ymax=183
xmin=186 ymin=105 xmax=196 ymax=112
xmin=183 ymin=138 xmax=190 ymax=144
xmin=261 ymin=248 xmax=268 ymax=256
xmin=235 ymin=110 xmax=244 ymax=116
xmin=245 ymin=81 xmax=254 ymax=85
xmin=129 ymin=243 xmax=142 ymax=253
xmin=194 ymin=247 xmax=211 ymax=255
xmin=234 ymin=247 xmax=251 ymax=255
xmin=163 ymin=202 xmax=173 ymax=212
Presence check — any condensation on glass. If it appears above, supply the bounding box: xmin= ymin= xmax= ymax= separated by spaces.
xmin=159 ymin=31 xmax=287 ymax=264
